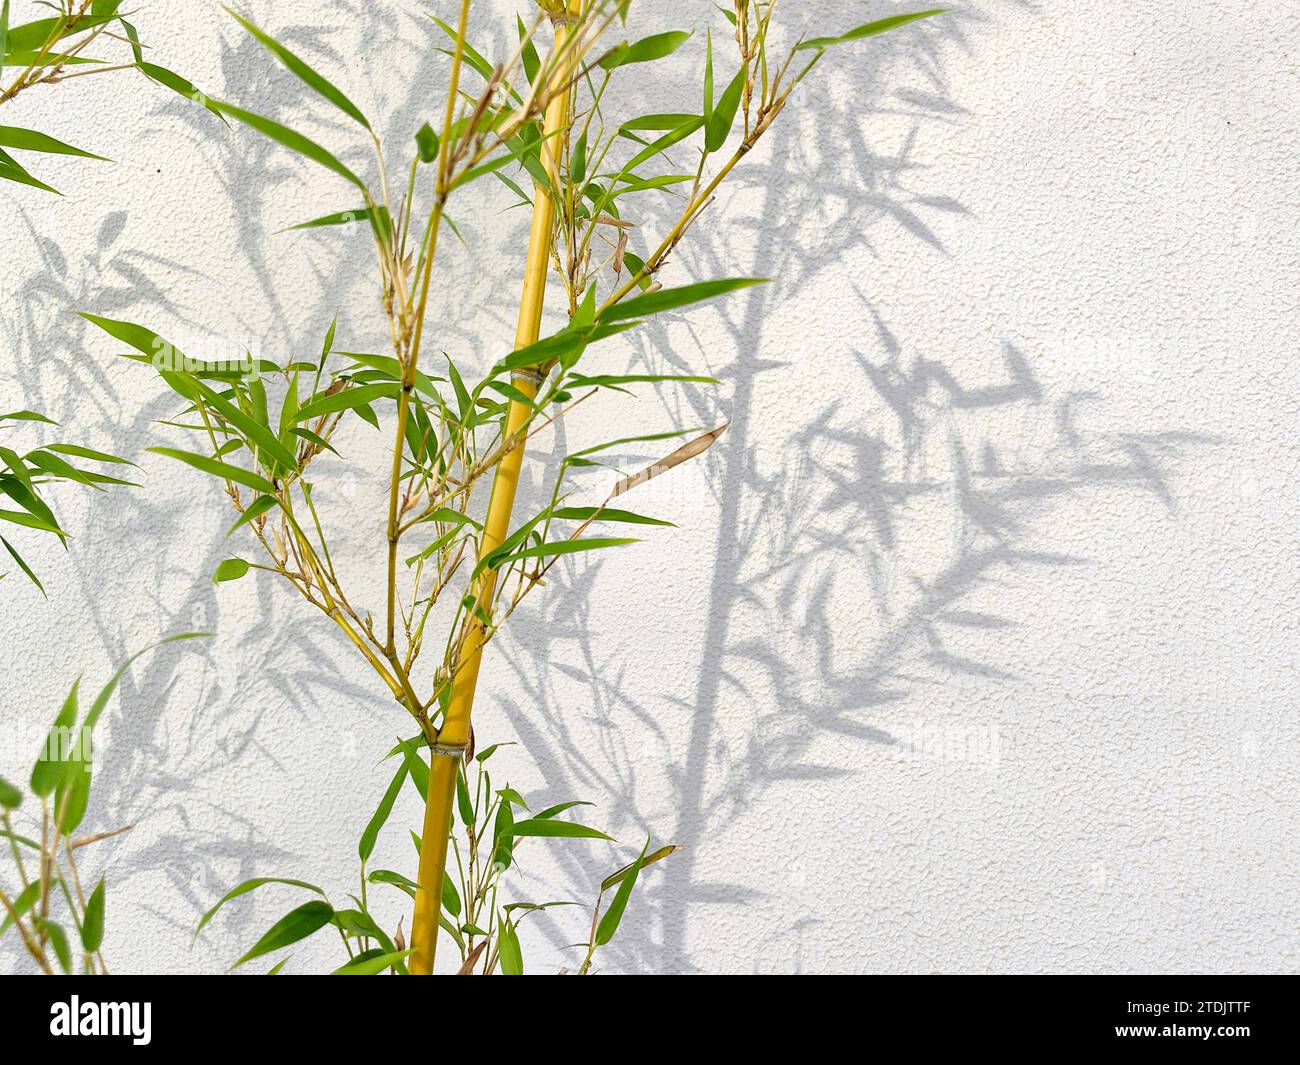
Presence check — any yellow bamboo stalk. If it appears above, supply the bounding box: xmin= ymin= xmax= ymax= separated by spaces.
xmin=408 ymin=0 xmax=579 ymax=976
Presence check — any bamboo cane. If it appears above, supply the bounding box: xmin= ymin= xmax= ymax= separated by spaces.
xmin=408 ymin=0 xmax=579 ymax=976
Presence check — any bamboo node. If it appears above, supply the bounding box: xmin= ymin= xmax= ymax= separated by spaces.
xmin=429 ymin=741 xmax=468 ymax=758
xmin=540 ymin=2 xmax=578 ymax=26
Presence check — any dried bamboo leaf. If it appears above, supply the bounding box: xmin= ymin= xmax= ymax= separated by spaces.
xmin=609 ymin=423 xmax=728 ymax=498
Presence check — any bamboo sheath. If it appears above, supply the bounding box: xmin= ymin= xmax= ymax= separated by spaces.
xmin=408 ymin=4 xmax=578 ymax=976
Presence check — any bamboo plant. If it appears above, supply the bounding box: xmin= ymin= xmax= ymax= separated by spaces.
xmin=81 ymin=1 xmax=944 ymax=973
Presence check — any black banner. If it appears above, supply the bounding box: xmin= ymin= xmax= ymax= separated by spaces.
xmin=0 ymin=974 xmax=1290 ymax=1051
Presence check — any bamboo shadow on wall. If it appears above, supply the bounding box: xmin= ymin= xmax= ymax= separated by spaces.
xmin=484 ymin=0 xmax=1220 ymax=974
xmin=485 ymin=1 xmax=985 ymax=971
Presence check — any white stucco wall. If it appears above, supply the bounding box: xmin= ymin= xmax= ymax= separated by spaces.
xmin=1 ymin=0 xmax=1296 ymax=974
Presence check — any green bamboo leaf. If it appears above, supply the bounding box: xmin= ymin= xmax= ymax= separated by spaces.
xmin=0 ymin=508 xmax=64 ymax=535
xmin=551 ymin=507 xmax=673 ymax=526
xmin=797 ymin=9 xmax=945 ymax=51
xmin=619 ymin=113 xmax=698 ymax=134
xmin=566 ymin=372 xmax=717 ymax=390
xmin=30 ymin=679 xmax=79 ymax=798
xmin=3 ymin=50 xmax=99 ymax=67
xmin=497 ymin=915 xmax=523 ymax=975
xmin=437 ymin=913 xmax=465 ymax=951
xmin=148 ymin=447 xmax=278 ymax=495
xmin=288 ymin=427 xmax=338 ymax=455
xmin=0 ymin=881 xmax=40 ymax=936
xmin=491 ymin=537 xmax=638 ymax=569
xmin=596 ymin=837 xmax=649 ymax=946
xmin=1 ymin=535 xmax=45 ymax=596
xmin=82 ymin=877 xmax=105 ymax=953
xmin=208 ymin=383 xmax=296 ymax=473
xmin=493 ymin=168 xmax=530 ymax=207
xmin=531 ymin=799 xmax=592 ymax=820
xmin=453 ymin=122 xmax=560 ymax=193
xmin=45 ymin=635 xmax=208 ymax=833
xmin=496 ymin=787 xmax=529 ymax=810
xmin=78 ymin=310 xmax=170 ymax=361
xmin=0 ymin=446 xmax=36 ymax=492
xmin=277 ymin=205 xmax=383 ymax=233
xmin=600 ymin=30 xmax=691 ymax=70
xmin=45 ymin=443 xmax=133 ymax=465
xmin=602 ymin=277 xmax=765 ymax=323
xmin=0 ymin=153 xmax=59 ymax=194
xmin=475 ymin=742 xmax=513 ymax=764
xmin=0 ymin=827 xmax=38 ymax=851
xmin=415 ymin=122 xmax=438 ymax=163
xmin=367 ymin=868 xmax=419 ymax=897
xmin=571 ymin=129 xmax=586 ymax=187
xmin=510 ymin=818 xmax=614 ymax=841
xmin=472 ymin=509 xmax=550 ymax=576
xmin=445 ymin=356 xmax=472 ymax=423
xmin=0 ymin=773 xmax=21 ymax=809
xmin=0 ymin=409 xmax=58 ymax=425
xmin=494 ymin=319 xmax=638 ymax=374
xmin=0 ymin=0 xmax=9 ymax=82
xmin=226 ymin=494 xmax=277 ymax=537
xmin=170 ymin=374 xmax=298 ymax=475
xmin=600 ymin=844 xmax=682 ymax=892
xmin=703 ymin=29 xmax=713 ymax=123
xmin=293 ymin=382 xmax=397 ymax=423
xmin=442 ymin=872 xmax=461 ymax=917
xmin=330 ymin=908 xmax=388 ymax=941
xmin=196 ymin=876 xmax=326 ymax=937
xmin=455 ymin=764 xmax=474 ymax=826
xmin=22 ymin=449 xmax=103 ymax=489
xmin=23 ymin=457 xmax=135 ymax=491
xmin=493 ymin=800 xmax=515 ymax=869
xmin=341 ymin=353 xmax=441 ymax=397
xmin=212 ymin=557 xmax=249 ymax=584
xmin=209 ymin=99 xmax=366 ymax=190
xmin=705 ymin=66 xmax=744 ymax=153
xmin=233 ymin=900 xmax=334 ymax=968
xmin=226 ymin=8 xmax=370 ymax=129
xmin=54 ymin=748 xmax=90 ymax=834
xmin=358 ymin=761 xmax=407 ymax=863
xmin=136 ymin=61 xmax=224 ymax=121
xmin=502 ymin=900 xmax=576 ymax=914
xmin=0 ymin=124 xmax=106 ymax=159
xmin=396 ymin=736 xmax=429 ymax=800
xmin=486 ymin=379 xmax=539 ymax=409
xmin=278 ymin=373 xmax=299 ymax=445
xmin=621 ymin=116 xmax=703 ymax=175
xmin=3 ymin=14 xmax=116 ymax=52
xmin=36 ymin=918 xmax=71 ymax=973
xmin=427 ymin=17 xmax=508 ymax=97
xmin=414 ymin=506 xmax=481 ymax=531
xmin=331 ymin=948 xmax=412 ymax=975
xmin=516 ymin=14 xmax=539 ymax=85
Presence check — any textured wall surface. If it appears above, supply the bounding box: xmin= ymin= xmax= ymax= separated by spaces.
xmin=1 ymin=1 xmax=1296 ymax=974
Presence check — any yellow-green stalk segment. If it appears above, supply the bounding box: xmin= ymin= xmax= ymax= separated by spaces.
xmin=408 ymin=1 xmax=578 ymax=976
